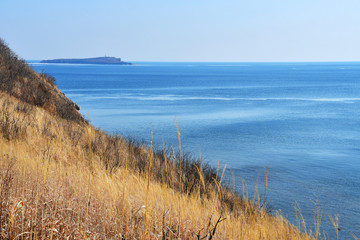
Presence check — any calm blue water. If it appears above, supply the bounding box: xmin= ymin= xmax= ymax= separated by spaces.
xmin=31 ymin=61 xmax=360 ymax=238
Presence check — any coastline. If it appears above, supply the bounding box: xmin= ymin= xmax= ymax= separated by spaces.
xmin=0 ymin=38 xmax=319 ymax=239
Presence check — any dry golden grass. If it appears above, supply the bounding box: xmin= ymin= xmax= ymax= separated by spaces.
xmin=0 ymin=90 xmax=319 ymax=240
xmin=0 ymin=38 xmax=326 ymax=239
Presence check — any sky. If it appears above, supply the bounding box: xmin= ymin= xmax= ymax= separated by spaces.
xmin=1 ymin=0 xmax=360 ymax=62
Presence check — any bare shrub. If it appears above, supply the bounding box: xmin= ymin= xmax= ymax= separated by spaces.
xmin=40 ymin=72 xmax=56 ymax=85
xmin=0 ymin=107 xmax=28 ymax=141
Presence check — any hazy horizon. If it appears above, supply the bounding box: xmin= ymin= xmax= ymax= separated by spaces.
xmin=1 ymin=0 xmax=360 ymax=62
xmin=28 ymin=59 xmax=360 ymax=63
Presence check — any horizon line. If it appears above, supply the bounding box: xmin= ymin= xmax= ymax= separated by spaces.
xmin=26 ymin=59 xmax=360 ymax=64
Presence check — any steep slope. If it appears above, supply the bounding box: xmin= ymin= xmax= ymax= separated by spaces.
xmin=0 ymin=39 xmax=83 ymax=123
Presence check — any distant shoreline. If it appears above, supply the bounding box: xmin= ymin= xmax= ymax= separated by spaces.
xmin=41 ymin=57 xmax=132 ymax=65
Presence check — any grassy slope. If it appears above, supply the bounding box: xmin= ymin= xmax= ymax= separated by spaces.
xmin=0 ymin=39 xmax=315 ymax=239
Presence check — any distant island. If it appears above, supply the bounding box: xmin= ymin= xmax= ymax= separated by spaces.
xmin=41 ymin=56 xmax=132 ymax=65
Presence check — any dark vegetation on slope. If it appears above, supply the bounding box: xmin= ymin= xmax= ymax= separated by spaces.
xmin=0 ymin=38 xmax=83 ymax=123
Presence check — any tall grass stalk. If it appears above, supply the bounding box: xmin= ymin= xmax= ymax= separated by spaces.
xmin=175 ymin=119 xmax=183 ymax=238
xmin=263 ymin=168 xmax=269 ymax=208
xmin=142 ymin=131 xmax=154 ymax=239
xmin=328 ymin=214 xmax=339 ymax=240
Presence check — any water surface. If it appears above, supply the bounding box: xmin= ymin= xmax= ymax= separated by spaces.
xmin=31 ymin=61 xmax=360 ymax=237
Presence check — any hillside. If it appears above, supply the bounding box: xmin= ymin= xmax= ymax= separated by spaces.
xmin=0 ymin=38 xmax=315 ymax=239
xmin=0 ymin=41 xmax=83 ymax=123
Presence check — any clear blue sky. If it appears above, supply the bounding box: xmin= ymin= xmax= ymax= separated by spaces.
xmin=1 ymin=0 xmax=360 ymax=62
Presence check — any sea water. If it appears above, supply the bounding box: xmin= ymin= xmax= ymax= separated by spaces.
xmin=30 ymin=61 xmax=360 ymax=237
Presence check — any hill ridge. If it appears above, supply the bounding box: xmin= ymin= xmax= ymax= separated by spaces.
xmin=0 ymin=38 xmax=84 ymax=123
